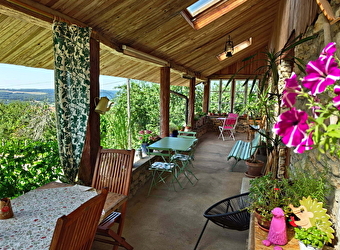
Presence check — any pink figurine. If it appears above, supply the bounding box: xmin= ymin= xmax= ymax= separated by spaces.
xmin=262 ymin=207 xmax=287 ymax=249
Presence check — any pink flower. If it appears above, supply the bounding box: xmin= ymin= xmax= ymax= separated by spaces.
xmin=145 ymin=130 xmax=152 ymax=134
xmin=311 ymin=95 xmax=321 ymax=118
xmin=319 ymin=42 xmax=336 ymax=60
xmin=302 ymin=56 xmax=340 ymax=95
xmin=139 ymin=130 xmax=145 ymax=134
xmin=333 ymin=85 xmax=340 ymax=110
xmin=294 ymin=133 xmax=314 ymax=154
xmin=273 ymin=108 xmax=309 ymax=147
xmin=281 ymin=73 xmax=301 ymax=108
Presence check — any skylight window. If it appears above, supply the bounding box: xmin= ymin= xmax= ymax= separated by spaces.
xmin=187 ymin=0 xmax=221 ymax=17
xmin=182 ymin=0 xmax=248 ymax=30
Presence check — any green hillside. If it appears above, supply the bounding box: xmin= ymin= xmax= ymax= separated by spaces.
xmin=0 ymin=89 xmax=117 ymax=103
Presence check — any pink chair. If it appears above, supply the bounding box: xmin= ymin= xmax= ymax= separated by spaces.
xmin=228 ymin=113 xmax=239 ymax=119
xmin=218 ymin=114 xmax=238 ymax=141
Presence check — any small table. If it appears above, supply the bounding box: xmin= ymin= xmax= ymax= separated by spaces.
xmin=0 ymin=182 xmax=127 ymax=249
xmin=148 ymin=137 xmax=196 ymax=152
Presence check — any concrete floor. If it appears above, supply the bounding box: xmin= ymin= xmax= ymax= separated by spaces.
xmin=92 ymin=131 xmax=252 ymax=250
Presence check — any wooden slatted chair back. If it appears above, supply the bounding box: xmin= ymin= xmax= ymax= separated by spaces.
xmin=92 ymin=148 xmax=135 ymax=196
xmin=49 ymin=188 xmax=108 ymax=250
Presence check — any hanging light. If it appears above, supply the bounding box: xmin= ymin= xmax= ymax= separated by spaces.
xmin=224 ymin=35 xmax=234 ymax=58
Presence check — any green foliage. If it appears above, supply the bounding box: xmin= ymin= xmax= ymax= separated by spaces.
xmin=100 ymin=80 xmax=203 ymax=149
xmin=0 ymin=101 xmax=56 ymax=141
xmin=286 ymin=168 xmax=332 ymax=207
xmin=301 ymin=87 xmax=340 ymax=158
xmin=100 ymin=102 xmax=129 ymax=149
xmin=0 ymin=139 xmax=63 ymax=198
xmin=248 ymin=174 xmax=291 ymax=222
xmin=295 ymin=226 xmax=329 ymax=248
xmin=248 ymin=169 xmax=331 ymax=222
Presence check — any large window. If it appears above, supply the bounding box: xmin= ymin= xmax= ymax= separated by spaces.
xmin=209 ymin=79 xmax=231 ymax=113
xmin=209 ymin=78 xmax=257 ymax=114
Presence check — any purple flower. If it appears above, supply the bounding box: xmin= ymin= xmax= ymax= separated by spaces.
xmin=273 ymin=108 xmax=309 ymax=147
xmin=294 ymin=133 xmax=314 ymax=154
xmin=319 ymin=42 xmax=336 ymax=60
xmin=281 ymin=73 xmax=301 ymax=108
xmin=139 ymin=130 xmax=145 ymax=134
xmin=302 ymin=56 xmax=340 ymax=95
xmin=333 ymin=85 xmax=340 ymax=110
xmin=145 ymin=130 xmax=152 ymax=134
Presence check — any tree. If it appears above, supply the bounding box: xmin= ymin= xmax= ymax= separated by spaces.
xmin=100 ymin=80 xmax=203 ymax=149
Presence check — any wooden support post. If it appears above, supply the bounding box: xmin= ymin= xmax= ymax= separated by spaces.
xmin=203 ymin=81 xmax=210 ymax=113
xmin=79 ymin=37 xmax=100 ymax=185
xmin=160 ymin=67 xmax=170 ymax=137
xmin=188 ymin=77 xmax=196 ymax=128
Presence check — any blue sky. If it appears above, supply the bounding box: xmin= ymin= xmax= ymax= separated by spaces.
xmin=0 ymin=63 xmax=127 ymax=90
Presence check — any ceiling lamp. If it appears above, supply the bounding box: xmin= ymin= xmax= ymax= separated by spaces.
xmin=216 ymin=37 xmax=252 ymax=61
xmin=224 ymin=35 xmax=234 ymax=58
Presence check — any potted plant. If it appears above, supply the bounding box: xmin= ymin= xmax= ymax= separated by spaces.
xmin=230 ymin=34 xmax=317 ymax=178
xmin=295 ymin=227 xmax=330 ymax=250
xmin=248 ymin=169 xmax=332 ymax=231
xmin=248 ymin=173 xmax=290 ymax=230
xmin=291 ymin=196 xmax=334 ymax=250
xmin=138 ymin=129 xmax=160 ymax=154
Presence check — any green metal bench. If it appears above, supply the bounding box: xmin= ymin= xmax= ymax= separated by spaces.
xmin=227 ymin=131 xmax=261 ymax=170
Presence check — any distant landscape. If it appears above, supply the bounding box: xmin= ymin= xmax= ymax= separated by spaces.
xmin=0 ymin=89 xmax=117 ymax=103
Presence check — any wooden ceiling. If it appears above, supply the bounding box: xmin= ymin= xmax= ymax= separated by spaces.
xmin=0 ymin=0 xmax=292 ymax=87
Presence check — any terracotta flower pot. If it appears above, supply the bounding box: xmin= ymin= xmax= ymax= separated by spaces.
xmin=254 ymin=210 xmax=271 ymax=231
xmin=245 ymin=160 xmax=264 ymax=178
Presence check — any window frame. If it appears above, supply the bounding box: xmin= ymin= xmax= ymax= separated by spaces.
xmin=182 ymin=0 xmax=249 ymax=30
xmin=209 ymin=78 xmax=258 ymax=114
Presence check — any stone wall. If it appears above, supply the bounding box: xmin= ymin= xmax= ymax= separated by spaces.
xmin=288 ymin=2 xmax=340 ymax=248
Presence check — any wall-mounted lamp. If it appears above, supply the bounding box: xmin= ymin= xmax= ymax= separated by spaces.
xmin=224 ymin=35 xmax=234 ymax=58
xmin=95 ymin=97 xmax=113 ymax=115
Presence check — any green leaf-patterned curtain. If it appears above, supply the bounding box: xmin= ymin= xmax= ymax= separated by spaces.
xmin=52 ymin=21 xmax=91 ymax=183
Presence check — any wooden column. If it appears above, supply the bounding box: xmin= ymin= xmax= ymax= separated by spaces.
xmin=160 ymin=67 xmax=170 ymax=137
xmin=203 ymin=80 xmax=210 ymax=113
xmin=188 ymin=77 xmax=196 ymax=127
xmin=79 ymin=37 xmax=100 ymax=185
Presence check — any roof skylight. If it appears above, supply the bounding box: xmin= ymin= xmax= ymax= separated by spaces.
xmin=182 ymin=0 xmax=248 ymax=30
xmin=187 ymin=0 xmax=221 ymax=17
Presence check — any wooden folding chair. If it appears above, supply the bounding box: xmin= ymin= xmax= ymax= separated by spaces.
xmin=49 ymin=188 xmax=108 ymax=250
xmin=92 ymin=148 xmax=135 ymax=250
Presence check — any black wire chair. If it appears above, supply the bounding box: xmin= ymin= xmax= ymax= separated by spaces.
xmin=194 ymin=192 xmax=250 ymax=250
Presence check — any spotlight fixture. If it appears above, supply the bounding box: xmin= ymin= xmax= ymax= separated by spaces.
xmin=224 ymin=35 xmax=234 ymax=58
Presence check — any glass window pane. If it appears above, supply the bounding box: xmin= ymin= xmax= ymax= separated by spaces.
xmin=233 ymin=79 xmax=246 ymax=114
